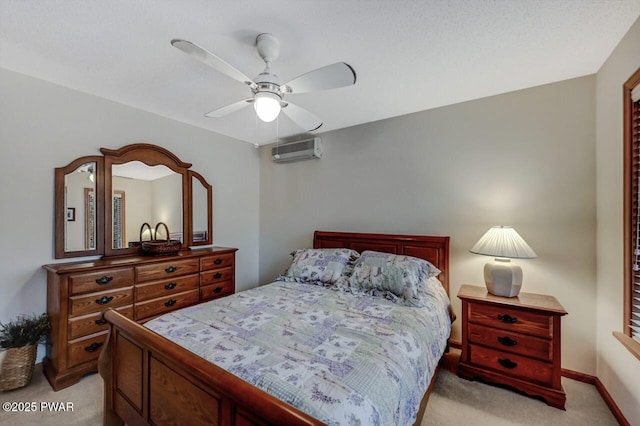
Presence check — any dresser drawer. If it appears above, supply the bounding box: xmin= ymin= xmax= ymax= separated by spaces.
xmin=135 ymin=290 xmax=200 ymax=321
xmin=469 ymin=344 xmax=553 ymax=386
xmin=201 ymin=253 xmax=234 ymax=271
xmin=468 ymin=323 xmax=552 ymax=361
xmin=69 ymin=287 xmax=133 ymax=318
xmin=69 ymin=267 xmax=134 ymax=295
xmin=136 ymin=274 xmax=199 ymax=303
xmin=200 ymin=281 xmax=234 ymax=302
xmin=200 ymin=267 xmax=234 ymax=287
xmin=68 ymin=305 xmax=133 ymax=340
xmin=468 ymin=302 xmax=552 ymax=338
xmin=67 ymin=331 xmax=109 ymax=368
xmin=135 ymin=259 xmax=200 ymax=283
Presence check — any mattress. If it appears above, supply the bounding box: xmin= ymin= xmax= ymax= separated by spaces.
xmin=145 ymin=278 xmax=451 ymax=426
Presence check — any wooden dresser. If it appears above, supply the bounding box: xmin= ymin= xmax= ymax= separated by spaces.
xmin=42 ymin=247 xmax=237 ymax=391
xmin=457 ymin=284 xmax=568 ymax=409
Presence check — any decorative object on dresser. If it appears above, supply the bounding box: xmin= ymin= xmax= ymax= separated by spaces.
xmin=470 ymin=225 xmax=537 ymax=297
xmin=457 ymin=284 xmax=567 ymax=409
xmin=43 ymin=247 xmax=236 ymax=391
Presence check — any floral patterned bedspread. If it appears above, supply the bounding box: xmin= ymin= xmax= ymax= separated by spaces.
xmin=145 ymin=279 xmax=451 ymax=426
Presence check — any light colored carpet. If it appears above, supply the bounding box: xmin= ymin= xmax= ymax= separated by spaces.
xmin=0 ymin=364 xmax=618 ymax=425
xmin=422 ymin=369 xmax=618 ymax=426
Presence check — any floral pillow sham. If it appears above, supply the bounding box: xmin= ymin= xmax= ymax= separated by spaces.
xmin=348 ymin=250 xmax=441 ymax=306
xmin=277 ymin=248 xmax=360 ymax=287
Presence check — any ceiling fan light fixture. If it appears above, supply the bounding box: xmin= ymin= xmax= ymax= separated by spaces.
xmin=253 ymin=91 xmax=281 ymax=122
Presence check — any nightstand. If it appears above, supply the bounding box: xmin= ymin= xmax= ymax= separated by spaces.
xmin=457 ymin=284 xmax=568 ymax=409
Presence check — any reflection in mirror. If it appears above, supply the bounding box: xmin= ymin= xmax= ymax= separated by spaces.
xmin=111 ymin=161 xmax=183 ymax=249
xmin=64 ymin=162 xmax=97 ymax=252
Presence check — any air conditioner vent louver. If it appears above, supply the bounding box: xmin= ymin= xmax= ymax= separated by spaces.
xmin=272 ymin=137 xmax=322 ymax=163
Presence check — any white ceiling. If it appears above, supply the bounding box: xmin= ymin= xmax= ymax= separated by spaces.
xmin=1 ymin=1 xmax=639 ymax=146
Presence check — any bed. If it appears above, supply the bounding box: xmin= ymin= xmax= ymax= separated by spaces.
xmin=99 ymin=231 xmax=452 ymax=426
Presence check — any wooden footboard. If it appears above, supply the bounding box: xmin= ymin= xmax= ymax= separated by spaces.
xmin=98 ymin=309 xmax=323 ymax=426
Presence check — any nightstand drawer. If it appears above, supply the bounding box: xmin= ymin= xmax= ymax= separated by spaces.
xmin=469 ymin=344 xmax=553 ymax=386
xmin=468 ymin=323 xmax=552 ymax=361
xmin=469 ymin=302 xmax=552 ymax=338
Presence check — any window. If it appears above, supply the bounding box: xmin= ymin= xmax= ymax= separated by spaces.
xmin=620 ymin=67 xmax=640 ymax=359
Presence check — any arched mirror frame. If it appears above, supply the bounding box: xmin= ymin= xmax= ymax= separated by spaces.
xmin=188 ymin=170 xmax=213 ymax=247
xmin=102 ymin=143 xmax=191 ymax=258
xmin=54 ymin=143 xmax=214 ymax=259
xmin=54 ymin=155 xmax=105 ymax=258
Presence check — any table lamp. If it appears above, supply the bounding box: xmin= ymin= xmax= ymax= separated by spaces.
xmin=470 ymin=225 xmax=537 ymax=297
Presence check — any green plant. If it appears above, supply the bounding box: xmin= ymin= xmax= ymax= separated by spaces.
xmin=0 ymin=313 xmax=50 ymax=349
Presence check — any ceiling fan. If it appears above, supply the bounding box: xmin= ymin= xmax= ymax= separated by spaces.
xmin=171 ymin=33 xmax=356 ymax=131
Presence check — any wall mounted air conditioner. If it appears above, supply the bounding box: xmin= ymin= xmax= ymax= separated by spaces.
xmin=272 ymin=137 xmax=322 ymax=163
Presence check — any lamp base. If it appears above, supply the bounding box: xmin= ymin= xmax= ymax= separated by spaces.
xmin=484 ymin=258 xmax=522 ymax=297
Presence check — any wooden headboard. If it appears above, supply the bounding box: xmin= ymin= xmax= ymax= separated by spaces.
xmin=313 ymin=230 xmax=450 ymax=295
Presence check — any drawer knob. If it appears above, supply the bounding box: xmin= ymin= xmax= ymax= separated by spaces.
xmin=95 ymin=319 xmax=107 ymax=326
xmin=213 ymin=287 xmax=223 ymax=294
xmin=164 ymin=282 xmax=177 ymax=290
xmin=214 ymin=258 xmax=223 ymax=265
xmin=213 ymin=273 xmax=223 ymax=279
xmin=165 ymin=266 xmax=178 ymax=273
xmin=85 ymin=342 xmax=103 ymax=353
xmin=95 ymin=276 xmax=113 ymax=285
xmin=165 ymin=299 xmax=177 ymax=307
xmin=497 ymin=336 xmax=518 ymax=347
xmin=498 ymin=358 xmax=518 ymax=369
xmin=95 ymin=296 xmax=114 ymax=305
xmin=497 ymin=314 xmax=518 ymax=324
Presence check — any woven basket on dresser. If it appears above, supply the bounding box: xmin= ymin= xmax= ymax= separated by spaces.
xmin=0 ymin=345 xmax=37 ymax=391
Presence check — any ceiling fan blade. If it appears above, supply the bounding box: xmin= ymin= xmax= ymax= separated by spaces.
xmin=204 ymin=99 xmax=253 ymax=118
xmin=172 ymin=39 xmax=257 ymax=89
xmin=281 ymin=102 xmax=323 ymax=131
xmin=283 ymin=62 xmax=356 ymax=94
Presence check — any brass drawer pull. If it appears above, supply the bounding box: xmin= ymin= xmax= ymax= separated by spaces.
xmin=213 ymin=273 xmax=223 ymax=279
xmin=94 ymin=319 xmax=107 ymax=326
xmin=213 ymin=287 xmax=223 ymax=294
xmin=498 ymin=336 xmax=517 ymax=346
xmin=214 ymin=258 xmax=223 ymax=265
xmin=164 ymin=299 xmax=177 ymax=307
xmin=164 ymin=282 xmax=177 ymax=290
xmin=95 ymin=296 xmax=114 ymax=305
xmin=165 ymin=266 xmax=178 ymax=273
xmin=85 ymin=342 xmax=103 ymax=353
xmin=498 ymin=358 xmax=518 ymax=369
xmin=497 ymin=314 xmax=518 ymax=324
xmin=95 ymin=276 xmax=113 ymax=285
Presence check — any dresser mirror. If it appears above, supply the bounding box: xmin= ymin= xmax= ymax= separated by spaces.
xmin=110 ymin=162 xmax=183 ymax=250
xmin=54 ymin=144 xmax=213 ymax=258
xmin=55 ymin=156 xmax=105 ymax=258
xmin=190 ymin=171 xmax=213 ymax=247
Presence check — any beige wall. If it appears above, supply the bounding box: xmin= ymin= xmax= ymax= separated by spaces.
xmin=0 ymin=68 xmax=261 ymax=333
xmin=259 ymin=75 xmax=597 ymax=374
xmin=595 ymin=16 xmax=640 ymax=423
